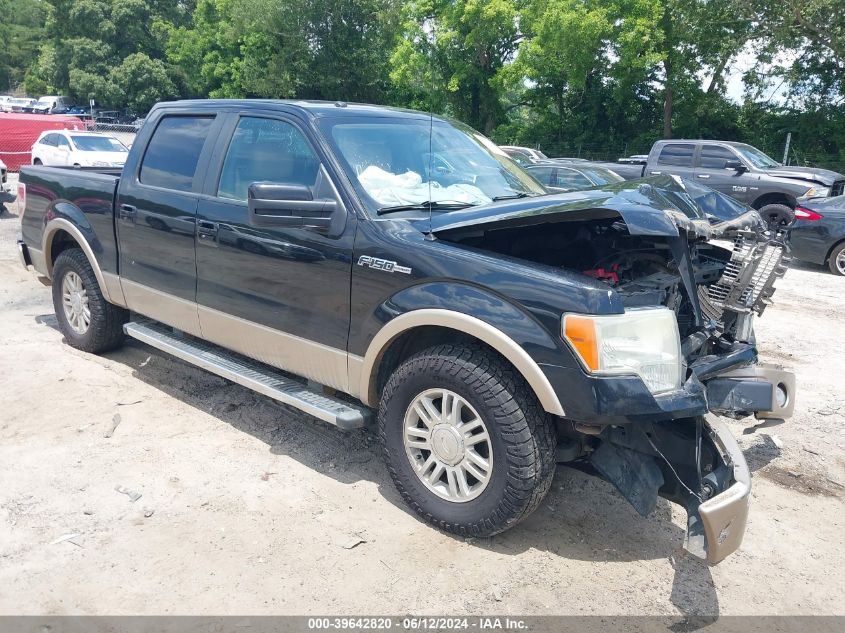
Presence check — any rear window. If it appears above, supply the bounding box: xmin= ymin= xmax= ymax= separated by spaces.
xmin=657 ymin=143 xmax=695 ymax=167
xmin=140 ymin=116 xmax=214 ymax=191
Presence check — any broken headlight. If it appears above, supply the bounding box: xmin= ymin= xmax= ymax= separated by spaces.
xmin=563 ymin=307 xmax=683 ymax=394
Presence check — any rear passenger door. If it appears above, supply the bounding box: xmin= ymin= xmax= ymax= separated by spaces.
xmin=648 ymin=143 xmax=696 ymax=181
xmin=117 ymin=113 xmax=222 ymax=335
xmin=696 ymin=144 xmax=755 ymax=203
xmin=193 ymin=113 xmax=356 ymax=391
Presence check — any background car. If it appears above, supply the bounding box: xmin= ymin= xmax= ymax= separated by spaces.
xmin=31 ymin=130 xmax=129 ymax=167
xmin=31 ymin=96 xmax=73 ymax=114
xmin=789 ymin=196 xmax=845 ymax=275
xmin=500 ymin=145 xmax=549 ymax=165
xmin=6 ymin=97 xmax=36 ymax=113
xmin=525 ymin=161 xmax=625 ymax=192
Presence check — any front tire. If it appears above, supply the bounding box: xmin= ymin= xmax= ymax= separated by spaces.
xmin=52 ymin=248 xmax=128 ymax=353
xmin=379 ymin=343 xmax=557 ymax=537
xmin=758 ymin=203 xmax=795 ymax=228
xmin=829 ymin=242 xmax=845 ymax=276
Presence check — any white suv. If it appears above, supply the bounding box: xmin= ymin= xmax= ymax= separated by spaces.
xmin=31 ymin=130 xmax=129 ymax=168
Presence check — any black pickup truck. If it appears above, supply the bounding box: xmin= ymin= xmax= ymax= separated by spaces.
xmin=586 ymin=139 xmax=845 ymax=225
xmin=17 ymin=100 xmax=795 ymax=563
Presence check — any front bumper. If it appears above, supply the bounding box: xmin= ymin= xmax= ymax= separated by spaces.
xmin=687 ymin=417 xmax=751 ymax=564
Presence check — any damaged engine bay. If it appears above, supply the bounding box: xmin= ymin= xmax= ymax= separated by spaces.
xmin=439 ymin=176 xmax=793 ymax=562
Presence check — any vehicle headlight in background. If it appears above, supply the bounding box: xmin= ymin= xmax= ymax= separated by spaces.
xmin=562 ymin=307 xmax=683 ymax=394
xmin=802 ymin=186 xmax=829 ymax=198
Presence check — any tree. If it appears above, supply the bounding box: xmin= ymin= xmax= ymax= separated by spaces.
xmin=391 ymin=0 xmax=521 ymax=133
xmin=0 ymin=0 xmax=48 ymax=93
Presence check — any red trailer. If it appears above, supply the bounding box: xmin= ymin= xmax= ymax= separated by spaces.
xmin=0 ymin=113 xmax=86 ymax=171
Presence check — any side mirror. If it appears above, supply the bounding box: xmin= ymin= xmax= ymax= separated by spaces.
xmin=247 ymin=182 xmax=336 ymax=230
xmin=724 ymin=160 xmax=745 ymax=172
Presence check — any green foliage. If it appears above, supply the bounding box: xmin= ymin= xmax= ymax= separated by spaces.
xmin=0 ymin=0 xmax=48 ymax=93
xmin=4 ymin=0 xmax=844 ymax=170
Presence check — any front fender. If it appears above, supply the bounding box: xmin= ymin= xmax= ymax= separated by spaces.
xmin=355 ymin=281 xmax=575 ymax=416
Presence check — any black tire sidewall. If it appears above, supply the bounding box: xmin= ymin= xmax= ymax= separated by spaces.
xmin=381 ymin=353 xmax=518 ymax=529
xmin=759 ymin=203 xmax=795 ymax=227
xmin=829 ymin=243 xmax=845 ymax=276
xmin=51 ymin=250 xmax=110 ymax=351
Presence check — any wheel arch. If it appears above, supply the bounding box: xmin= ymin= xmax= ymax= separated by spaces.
xmin=42 ymin=218 xmax=121 ymax=304
xmin=750 ymin=191 xmax=796 ymax=210
xmin=826 ymin=238 xmax=845 ymax=265
xmin=355 ymin=309 xmax=565 ymax=417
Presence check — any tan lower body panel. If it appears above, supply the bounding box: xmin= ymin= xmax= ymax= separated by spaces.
xmin=197 ymin=305 xmax=351 ymax=394
xmin=121 ymin=279 xmax=203 ymax=337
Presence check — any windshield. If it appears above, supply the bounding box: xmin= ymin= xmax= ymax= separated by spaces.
xmin=733 ymin=144 xmax=780 ymax=169
xmin=70 ymin=135 xmax=128 ymax=153
xmin=320 ymin=117 xmax=546 ymax=214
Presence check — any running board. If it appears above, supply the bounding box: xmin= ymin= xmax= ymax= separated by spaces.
xmin=123 ymin=321 xmax=370 ymax=430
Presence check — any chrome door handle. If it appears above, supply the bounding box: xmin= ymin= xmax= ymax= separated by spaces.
xmin=118 ymin=204 xmax=137 ymax=220
xmin=697 ymin=174 xmax=710 ymax=179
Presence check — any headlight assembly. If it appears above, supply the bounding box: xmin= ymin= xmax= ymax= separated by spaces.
xmin=562 ymin=307 xmax=683 ymax=394
xmin=803 ymin=186 xmax=829 ymax=198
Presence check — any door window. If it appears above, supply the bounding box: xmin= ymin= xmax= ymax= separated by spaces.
xmin=41 ymin=134 xmax=57 ymax=146
xmin=554 ymin=168 xmax=593 ymax=188
xmin=217 ymin=117 xmax=321 ymax=201
xmin=57 ymin=136 xmax=71 ymax=150
xmin=657 ymin=144 xmax=695 ymax=167
xmin=527 ymin=166 xmax=554 ymax=185
xmin=700 ymin=145 xmax=737 ymax=169
xmin=140 ymin=116 xmax=214 ymax=192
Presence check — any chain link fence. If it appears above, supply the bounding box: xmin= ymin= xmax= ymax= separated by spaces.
xmin=0 ymin=118 xmax=139 ymax=172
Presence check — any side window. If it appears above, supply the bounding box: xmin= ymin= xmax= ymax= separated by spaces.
xmin=57 ymin=136 xmax=71 ymax=149
xmin=555 ymin=168 xmax=593 ymax=188
xmin=42 ymin=134 xmax=57 ymax=146
xmin=140 ymin=116 xmax=214 ymax=192
xmin=700 ymin=145 xmax=737 ymax=169
xmin=657 ymin=144 xmax=695 ymax=167
xmin=527 ymin=166 xmax=554 ymax=185
xmin=217 ymin=117 xmax=320 ymax=201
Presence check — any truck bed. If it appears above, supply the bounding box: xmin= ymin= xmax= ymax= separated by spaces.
xmin=20 ymin=165 xmax=122 ymax=277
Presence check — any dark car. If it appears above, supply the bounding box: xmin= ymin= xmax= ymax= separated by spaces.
xmin=525 ymin=162 xmax=625 ymax=191
xmin=789 ymin=196 xmax=845 ymax=275
xmin=17 ymin=99 xmax=797 ymax=564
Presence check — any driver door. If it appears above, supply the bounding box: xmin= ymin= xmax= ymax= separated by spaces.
xmin=696 ymin=144 xmax=755 ymax=204
xmin=195 ymin=113 xmax=356 ymax=391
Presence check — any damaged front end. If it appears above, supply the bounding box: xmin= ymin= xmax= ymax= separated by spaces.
xmin=432 ymin=175 xmax=795 ymax=562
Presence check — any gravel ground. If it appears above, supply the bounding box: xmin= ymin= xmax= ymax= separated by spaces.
xmin=0 ymin=181 xmax=843 ymax=616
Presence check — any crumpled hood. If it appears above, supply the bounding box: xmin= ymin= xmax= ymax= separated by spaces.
xmin=427 ymin=176 xmax=736 ymax=239
xmin=765 ymin=165 xmax=843 ymax=185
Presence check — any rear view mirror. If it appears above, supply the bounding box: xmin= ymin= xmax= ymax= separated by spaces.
xmin=247 ymin=182 xmax=337 ymax=230
xmin=724 ymin=160 xmax=745 ymax=172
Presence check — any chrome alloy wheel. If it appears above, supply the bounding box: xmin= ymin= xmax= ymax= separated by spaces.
xmin=403 ymin=388 xmax=493 ymax=502
xmin=61 ymin=271 xmax=91 ymax=335
xmin=836 ymin=250 xmax=845 ymax=275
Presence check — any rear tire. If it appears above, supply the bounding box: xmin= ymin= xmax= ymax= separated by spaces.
xmin=828 ymin=242 xmax=845 ymax=276
xmin=379 ymin=343 xmax=557 ymax=537
xmin=33 ymin=158 xmax=42 ymax=165
xmin=52 ymin=248 xmax=128 ymax=353
xmin=758 ymin=203 xmax=794 ymax=228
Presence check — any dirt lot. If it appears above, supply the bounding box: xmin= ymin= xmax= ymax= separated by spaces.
xmin=1 ymin=185 xmax=843 ymax=617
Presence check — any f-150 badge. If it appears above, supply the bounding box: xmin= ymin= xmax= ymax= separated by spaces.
xmin=357 ymin=255 xmax=412 ymax=274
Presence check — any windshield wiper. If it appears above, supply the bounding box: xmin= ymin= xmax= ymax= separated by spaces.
xmin=377 ymin=201 xmax=476 ymax=215
xmin=491 ymin=192 xmax=536 ymax=201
